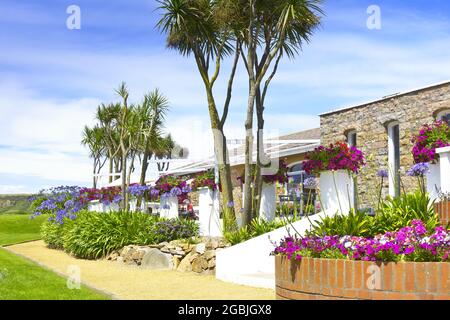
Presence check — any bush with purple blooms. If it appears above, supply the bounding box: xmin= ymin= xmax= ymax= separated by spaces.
xmin=151 ymin=175 xmax=191 ymax=201
xmin=273 ymin=220 xmax=449 ymax=263
xmin=127 ymin=184 xmax=150 ymax=197
xmin=30 ymin=186 xmax=87 ymax=224
xmin=411 ymin=121 xmax=450 ymax=164
xmin=303 ymin=141 xmax=365 ymax=175
xmin=31 ymin=185 xmax=125 ymax=224
xmin=42 ymin=210 xmax=199 ymax=259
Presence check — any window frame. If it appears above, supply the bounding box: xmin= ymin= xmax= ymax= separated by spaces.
xmin=387 ymin=121 xmax=401 ymax=197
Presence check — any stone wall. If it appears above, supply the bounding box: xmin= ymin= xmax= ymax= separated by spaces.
xmin=276 ymin=256 xmax=450 ymax=300
xmin=107 ymin=237 xmax=229 ymax=275
xmin=320 ymin=83 xmax=450 ymax=207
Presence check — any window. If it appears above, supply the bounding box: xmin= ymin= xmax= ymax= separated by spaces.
xmin=287 ymin=163 xmax=315 ymax=195
xmin=347 ymin=130 xmax=357 ymax=147
xmin=437 ymin=110 xmax=450 ymax=126
xmin=388 ymin=122 xmax=401 ymax=197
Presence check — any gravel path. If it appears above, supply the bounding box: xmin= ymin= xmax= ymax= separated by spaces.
xmin=6 ymin=241 xmax=275 ymax=300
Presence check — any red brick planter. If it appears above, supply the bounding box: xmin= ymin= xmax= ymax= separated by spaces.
xmin=435 ymin=201 xmax=450 ymax=227
xmin=275 ymin=256 xmax=450 ymax=300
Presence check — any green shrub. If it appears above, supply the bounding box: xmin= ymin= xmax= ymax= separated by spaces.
xmin=44 ymin=211 xmax=199 ymax=260
xmin=308 ymin=209 xmax=374 ymax=237
xmin=224 ymin=226 xmax=253 ymax=246
xmin=41 ymin=219 xmax=69 ymax=249
xmin=147 ymin=219 xmax=199 ymax=244
xmin=224 ymin=218 xmax=286 ymax=245
xmin=373 ymin=191 xmax=439 ymax=234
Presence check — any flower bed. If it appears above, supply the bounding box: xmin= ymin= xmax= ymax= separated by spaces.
xmin=275 ymin=256 xmax=449 ymax=300
xmin=274 ymin=220 xmax=449 ymax=300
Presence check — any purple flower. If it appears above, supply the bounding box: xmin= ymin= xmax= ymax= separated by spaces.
xmin=377 ymin=169 xmax=388 ymax=178
xmin=407 ymin=162 xmax=430 ymax=177
xmin=304 ymin=177 xmax=318 ymax=189
xmin=170 ymin=187 xmax=182 ymax=197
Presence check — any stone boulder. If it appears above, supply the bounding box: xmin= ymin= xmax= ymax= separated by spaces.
xmin=141 ymin=248 xmax=173 ymax=270
xmin=191 ymin=256 xmax=208 ymax=273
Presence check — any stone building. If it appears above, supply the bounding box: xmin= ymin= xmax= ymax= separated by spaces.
xmin=320 ymin=81 xmax=450 ymax=207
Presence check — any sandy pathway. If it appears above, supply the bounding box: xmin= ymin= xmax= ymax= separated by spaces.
xmin=6 ymin=241 xmax=274 ymax=300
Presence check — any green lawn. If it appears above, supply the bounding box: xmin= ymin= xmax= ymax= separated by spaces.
xmin=0 ymin=214 xmax=110 ymax=300
xmin=0 ymin=214 xmax=46 ymax=246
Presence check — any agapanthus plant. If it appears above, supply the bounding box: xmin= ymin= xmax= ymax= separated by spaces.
xmin=151 ymin=175 xmax=191 ymax=201
xmin=407 ymin=162 xmax=430 ymax=195
xmin=273 ymin=220 xmax=449 ymax=263
xmin=411 ymin=121 xmax=450 ymax=164
xmin=303 ymin=141 xmax=365 ymax=175
xmin=127 ymin=184 xmax=150 ymax=198
xmin=31 ymin=186 xmax=87 ymax=224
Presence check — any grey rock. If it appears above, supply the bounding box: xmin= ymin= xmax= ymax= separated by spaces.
xmin=195 ymin=243 xmax=206 ymax=254
xmin=141 ymin=248 xmax=173 ymax=270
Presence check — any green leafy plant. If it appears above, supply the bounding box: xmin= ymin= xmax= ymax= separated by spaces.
xmin=373 ymin=191 xmax=439 ymax=234
xmin=224 ymin=226 xmax=253 ymax=246
xmin=42 ymin=211 xmax=199 ymax=259
xmin=224 ymin=218 xmax=286 ymax=246
xmin=41 ymin=219 xmax=73 ymax=249
xmin=308 ymin=209 xmax=374 ymax=237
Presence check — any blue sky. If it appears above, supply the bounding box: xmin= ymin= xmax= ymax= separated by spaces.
xmin=1 ymin=0 xmax=450 ymax=194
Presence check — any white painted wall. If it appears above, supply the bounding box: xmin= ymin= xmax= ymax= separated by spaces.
xmin=216 ymin=211 xmax=333 ymax=289
xmin=319 ymin=170 xmax=354 ymax=215
xmin=260 ymin=183 xmax=276 ymax=221
xmin=160 ymin=196 xmax=179 ymax=219
xmin=427 ymin=162 xmax=441 ymax=201
xmin=198 ymin=187 xmax=222 ymax=237
xmin=437 ymin=147 xmax=450 ymax=194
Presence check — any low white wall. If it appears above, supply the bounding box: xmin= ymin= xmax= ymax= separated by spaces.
xmin=160 ymin=196 xmax=179 ymax=219
xmin=198 ymin=188 xmax=222 ymax=237
xmin=427 ymin=162 xmax=441 ymax=201
xmin=437 ymin=147 xmax=450 ymax=194
xmin=320 ymin=170 xmax=354 ymax=215
xmin=216 ymin=211 xmax=332 ymax=289
xmin=259 ymin=183 xmax=276 ymax=221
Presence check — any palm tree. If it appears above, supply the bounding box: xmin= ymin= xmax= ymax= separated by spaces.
xmin=157 ymin=0 xmax=242 ymax=221
xmin=81 ymin=125 xmax=107 ymax=189
xmin=137 ymin=89 xmax=170 ymax=188
xmin=228 ymin=0 xmax=323 ymax=224
xmin=96 ymin=103 xmax=122 ymax=183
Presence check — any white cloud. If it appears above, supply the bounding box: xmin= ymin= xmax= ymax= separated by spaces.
xmin=0 ymin=185 xmax=27 ymax=194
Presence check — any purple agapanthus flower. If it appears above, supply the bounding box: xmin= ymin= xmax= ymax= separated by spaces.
xmin=304 ymin=177 xmax=318 ymax=189
xmin=377 ymin=169 xmax=389 ymax=178
xmin=170 ymin=187 xmax=182 ymax=197
xmin=407 ymin=162 xmax=430 ymax=177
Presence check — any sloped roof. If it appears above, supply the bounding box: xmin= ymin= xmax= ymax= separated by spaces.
xmin=168 ymin=128 xmax=321 ymax=175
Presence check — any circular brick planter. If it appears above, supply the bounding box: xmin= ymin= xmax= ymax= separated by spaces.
xmin=275 ymin=256 xmax=449 ymax=300
xmin=435 ymin=201 xmax=450 ymax=227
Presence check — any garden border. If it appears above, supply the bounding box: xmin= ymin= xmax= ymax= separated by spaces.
xmin=275 ymin=256 xmax=449 ymax=300
xmin=435 ymin=201 xmax=450 ymax=226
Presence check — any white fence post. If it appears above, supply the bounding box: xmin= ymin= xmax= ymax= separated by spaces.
xmin=319 ymin=170 xmax=354 ymax=215
xmin=198 ymin=187 xmax=222 ymax=237
xmin=437 ymin=147 xmax=450 ymax=194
